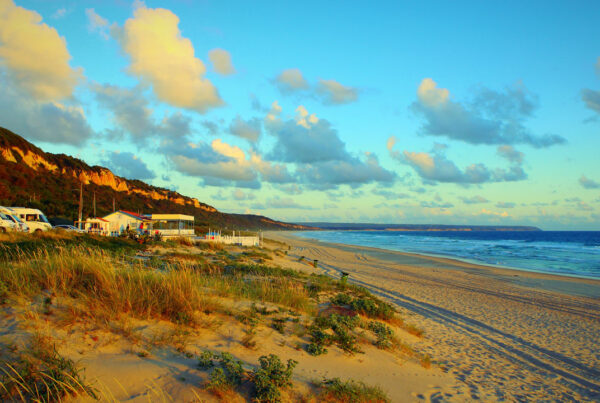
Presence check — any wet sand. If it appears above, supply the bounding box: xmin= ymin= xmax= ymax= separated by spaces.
xmin=267 ymin=231 xmax=600 ymax=401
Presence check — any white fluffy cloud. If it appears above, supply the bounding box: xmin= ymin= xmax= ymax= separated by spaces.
xmin=116 ymin=2 xmax=223 ymax=112
xmin=0 ymin=0 xmax=82 ymax=101
xmin=208 ymin=48 xmax=235 ymax=75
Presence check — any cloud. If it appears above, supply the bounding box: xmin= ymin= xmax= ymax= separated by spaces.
xmin=577 ymin=201 xmax=594 ymax=212
xmin=297 ymin=153 xmax=395 ymax=189
xmin=0 ymin=0 xmax=82 ymax=101
xmin=93 ymin=83 xmax=191 ymax=143
xmin=579 ymin=175 xmax=600 ymax=189
xmin=496 ymin=201 xmax=516 ymax=209
xmin=232 ymin=189 xmax=255 ymax=201
xmin=390 ymin=140 xmax=527 ymax=184
xmin=582 ymin=89 xmax=600 ymax=114
xmin=164 ymin=138 xmax=293 ymax=187
xmin=85 ymin=8 xmax=109 ymax=39
xmin=208 ymin=48 xmax=235 ymax=75
xmin=267 ymin=196 xmax=313 ymax=209
xmin=476 ymin=209 xmax=509 ymax=218
xmin=266 ymin=106 xmax=348 ymax=163
xmin=0 ymin=76 xmax=94 ymax=145
xmin=102 ymin=151 xmax=155 ymax=180
xmin=372 ymin=189 xmax=410 ymax=200
xmin=201 ymin=120 xmax=220 ymax=136
xmin=229 ymin=116 xmax=261 ymax=142
xmin=265 ymin=105 xmax=395 ymax=189
xmin=460 ymin=195 xmax=489 ymax=204
xmin=421 ymin=201 xmax=453 ymax=208
xmin=497 ymin=145 xmax=524 ymax=164
xmin=412 ymin=78 xmax=565 ymax=148
xmin=51 ymin=8 xmax=67 ymax=19
xmin=275 ymin=68 xmax=309 ymax=93
xmin=317 ymin=79 xmax=358 ymax=104
xmin=116 ymin=2 xmax=223 ymax=112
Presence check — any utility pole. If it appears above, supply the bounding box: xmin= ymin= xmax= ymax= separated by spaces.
xmin=78 ymin=182 xmax=83 ymax=229
xmin=93 ymin=191 xmax=96 ymax=217
xmin=113 ymin=196 xmax=116 ymax=212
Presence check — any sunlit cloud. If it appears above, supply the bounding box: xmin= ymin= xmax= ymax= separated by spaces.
xmin=208 ymin=48 xmax=235 ymax=75
xmin=0 ymin=0 xmax=82 ymax=101
xmin=116 ymin=2 xmax=223 ymax=112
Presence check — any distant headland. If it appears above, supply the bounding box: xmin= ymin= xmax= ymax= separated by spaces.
xmin=297 ymin=223 xmax=542 ymax=231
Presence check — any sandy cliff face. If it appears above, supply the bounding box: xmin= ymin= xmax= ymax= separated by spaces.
xmin=1 ymin=146 xmax=217 ymax=213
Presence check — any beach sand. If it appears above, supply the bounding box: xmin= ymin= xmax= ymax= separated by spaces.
xmin=266 ymin=231 xmax=600 ymax=402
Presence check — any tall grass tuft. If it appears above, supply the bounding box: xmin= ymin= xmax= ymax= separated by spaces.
xmin=0 ymin=333 xmax=97 ymax=401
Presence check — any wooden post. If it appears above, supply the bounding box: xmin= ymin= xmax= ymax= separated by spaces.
xmin=78 ymin=182 xmax=83 ymax=230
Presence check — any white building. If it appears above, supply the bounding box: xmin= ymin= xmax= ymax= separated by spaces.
xmin=101 ymin=210 xmax=150 ymax=236
xmin=145 ymin=214 xmax=195 ymax=238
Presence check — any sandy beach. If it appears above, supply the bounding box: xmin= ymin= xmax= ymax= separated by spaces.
xmin=267 ymin=231 xmax=600 ymax=401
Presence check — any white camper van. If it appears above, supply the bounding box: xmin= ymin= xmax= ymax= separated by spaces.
xmin=10 ymin=207 xmax=52 ymax=233
xmin=0 ymin=212 xmax=16 ymax=232
xmin=0 ymin=207 xmax=29 ymax=232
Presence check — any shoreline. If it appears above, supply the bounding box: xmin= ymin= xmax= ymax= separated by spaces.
xmin=282 ymin=230 xmax=600 ymax=298
xmin=265 ymin=231 xmax=600 ymax=400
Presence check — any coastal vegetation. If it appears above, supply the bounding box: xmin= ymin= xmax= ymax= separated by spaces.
xmin=0 ymin=230 xmax=428 ymax=401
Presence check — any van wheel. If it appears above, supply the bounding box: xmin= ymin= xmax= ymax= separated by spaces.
xmin=0 ymin=227 xmax=5 ymax=233
xmin=34 ymin=229 xmax=42 ymax=234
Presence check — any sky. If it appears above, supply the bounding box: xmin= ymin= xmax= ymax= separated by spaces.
xmin=0 ymin=0 xmax=599 ymax=230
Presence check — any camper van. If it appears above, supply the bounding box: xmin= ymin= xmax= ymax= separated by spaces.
xmin=0 ymin=212 xmax=16 ymax=232
xmin=0 ymin=207 xmax=29 ymax=232
xmin=10 ymin=207 xmax=52 ymax=233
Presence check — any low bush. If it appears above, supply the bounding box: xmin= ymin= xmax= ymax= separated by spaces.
xmin=368 ymin=321 xmax=394 ymax=349
xmin=251 ymin=354 xmax=297 ymax=403
xmin=204 ymin=352 xmax=245 ymax=393
xmin=330 ymin=294 xmax=395 ymax=321
xmin=318 ymin=377 xmax=390 ymax=403
xmin=308 ymin=314 xmax=362 ymax=355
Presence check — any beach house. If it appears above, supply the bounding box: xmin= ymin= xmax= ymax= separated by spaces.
xmin=101 ymin=210 xmax=151 ymax=236
xmin=144 ymin=214 xmax=195 ymax=239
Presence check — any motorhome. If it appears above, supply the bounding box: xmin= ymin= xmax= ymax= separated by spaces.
xmin=10 ymin=207 xmax=52 ymax=233
xmin=0 ymin=207 xmax=29 ymax=232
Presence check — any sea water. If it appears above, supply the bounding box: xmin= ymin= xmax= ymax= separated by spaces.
xmin=293 ymin=230 xmax=600 ymax=279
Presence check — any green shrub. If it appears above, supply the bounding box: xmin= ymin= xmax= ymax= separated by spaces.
xmin=331 ymin=294 xmax=395 ymax=321
xmin=308 ymin=314 xmax=362 ymax=355
xmin=205 ymin=352 xmax=245 ymax=392
xmin=271 ymin=317 xmax=286 ymax=334
xmin=251 ymin=354 xmax=297 ymax=403
xmin=368 ymin=321 xmax=394 ymax=349
xmin=318 ymin=377 xmax=390 ymax=403
xmin=198 ymin=350 xmax=215 ymax=368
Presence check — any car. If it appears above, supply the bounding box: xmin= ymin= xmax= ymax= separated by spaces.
xmin=54 ymin=224 xmax=84 ymax=232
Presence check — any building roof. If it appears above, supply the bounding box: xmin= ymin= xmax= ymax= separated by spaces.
xmin=148 ymin=214 xmax=194 ymax=221
xmin=103 ymin=210 xmax=150 ymax=221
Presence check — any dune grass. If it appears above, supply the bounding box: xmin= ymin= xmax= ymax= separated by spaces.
xmin=317 ymin=377 xmax=390 ymax=403
xmin=0 ymin=333 xmax=97 ymax=402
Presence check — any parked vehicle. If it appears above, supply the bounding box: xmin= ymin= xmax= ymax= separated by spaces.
xmin=9 ymin=207 xmax=52 ymax=233
xmin=0 ymin=206 xmax=28 ymax=232
xmin=54 ymin=224 xmax=84 ymax=232
xmin=0 ymin=212 xmax=17 ymax=232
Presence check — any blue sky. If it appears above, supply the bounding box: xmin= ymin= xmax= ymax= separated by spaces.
xmin=1 ymin=0 xmax=599 ymax=229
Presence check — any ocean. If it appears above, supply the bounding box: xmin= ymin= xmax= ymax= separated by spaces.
xmin=293 ymin=230 xmax=600 ymax=279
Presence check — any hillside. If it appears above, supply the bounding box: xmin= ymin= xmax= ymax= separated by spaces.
xmin=0 ymin=127 xmax=306 ymax=230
